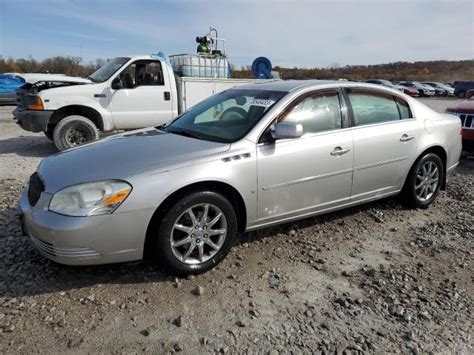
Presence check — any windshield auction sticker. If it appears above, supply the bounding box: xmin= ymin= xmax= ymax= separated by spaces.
xmin=250 ymin=99 xmax=275 ymax=107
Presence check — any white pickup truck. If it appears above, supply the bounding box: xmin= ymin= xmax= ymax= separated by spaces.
xmin=13 ymin=54 xmax=263 ymax=150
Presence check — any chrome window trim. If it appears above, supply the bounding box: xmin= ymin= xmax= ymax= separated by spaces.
xmin=347 ymin=117 xmax=417 ymax=131
xmin=252 ymin=84 xmax=417 ymax=145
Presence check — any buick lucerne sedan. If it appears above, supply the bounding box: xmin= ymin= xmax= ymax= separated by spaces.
xmin=19 ymin=81 xmax=462 ymax=274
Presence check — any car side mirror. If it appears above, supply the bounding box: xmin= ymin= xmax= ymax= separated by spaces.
xmin=271 ymin=122 xmax=303 ymax=140
xmin=111 ymin=77 xmax=124 ymax=90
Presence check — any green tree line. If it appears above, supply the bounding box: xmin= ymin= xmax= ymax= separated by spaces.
xmin=1 ymin=56 xmax=472 ymax=83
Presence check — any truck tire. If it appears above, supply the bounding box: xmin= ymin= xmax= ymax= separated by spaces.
xmin=43 ymin=129 xmax=54 ymax=141
xmin=457 ymin=90 xmax=466 ymax=98
xmin=53 ymin=115 xmax=99 ymax=151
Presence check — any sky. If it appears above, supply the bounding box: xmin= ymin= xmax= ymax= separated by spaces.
xmin=0 ymin=0 xmax=473 ymax=68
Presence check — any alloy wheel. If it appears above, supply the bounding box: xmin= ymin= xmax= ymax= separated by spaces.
xmin=170 ymin=203 xmax=227 ymax=264
xmin=415 ymin=161 xmax=439 ymax=202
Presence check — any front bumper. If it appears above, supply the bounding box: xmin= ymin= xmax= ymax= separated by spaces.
xmin=18 ymin=186 xmax=155 ymax=265
xmin=13 ymin=107 xmax=53 ymax=132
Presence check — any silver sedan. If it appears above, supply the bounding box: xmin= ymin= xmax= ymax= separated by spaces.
xmin=18 ymin=81 xmax=462 ymax=274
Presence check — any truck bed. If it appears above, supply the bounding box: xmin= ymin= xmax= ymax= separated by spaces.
xmin=175 ymin=77 xmax=272 ymax=112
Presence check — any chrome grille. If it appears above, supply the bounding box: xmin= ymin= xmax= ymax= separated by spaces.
xmin=16 ymin=88 xmax=26 ymax=109
xmin=452 ymin=112 xmax=474 ymax=129
xmin=27 ymin=173 xmax=44 ymax=207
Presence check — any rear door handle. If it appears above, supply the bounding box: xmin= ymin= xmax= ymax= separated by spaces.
xmin=94 ymin=93 xmax=106 ymax=98
xmin=400 ymin=134 xmax=414 ymax=142
xmin=330 ymin=147 xmax=351 ymax=156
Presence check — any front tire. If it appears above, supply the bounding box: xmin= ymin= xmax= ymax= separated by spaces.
xmin=154 ymin=191 xmax=238 ymax=275
xmin=457 ymin=90 xmax=466 ymax=98
xmin=53 ymin=115 xmax=99 ymax=151
xmin=43 ymin=129 xmax=54 ymax=141
xmin=400 ymin=153 xmax=444 ymax=209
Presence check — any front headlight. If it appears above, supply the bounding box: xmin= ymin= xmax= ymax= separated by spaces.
xmin=49 ymin=180 xmax=132 ymax=217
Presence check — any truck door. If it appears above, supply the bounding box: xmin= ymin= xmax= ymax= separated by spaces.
xmin=109 ymin=59 xmax=173 ymax=130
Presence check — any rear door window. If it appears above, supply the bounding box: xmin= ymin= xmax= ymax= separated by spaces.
xmin=348 ymin=90 xmax=404 ymax=126
xmin=395 ymin=97 xmax=412 ymax=119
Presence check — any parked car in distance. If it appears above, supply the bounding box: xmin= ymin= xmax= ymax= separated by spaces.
xmin=364 ymin=79 xmax=419 ymax=97
xmin=18 ymin=81 xmax=462 ymax=274
xmin=446 ymin=99 xmax=474 ymax=151
xmin=365 ymin=79 xmax=401 ymax=90
xmin=397 ymin=81 xmax=435 ymax=97
xmin=393 ymin=83 xmax=420 ymax=97
xmin=422 ymin=82 xmax=454 ymax=96
xmin=453 ymin=81 xmax=474 ymax=98
xmin=0 ymin=74 xmax=25 ymax=105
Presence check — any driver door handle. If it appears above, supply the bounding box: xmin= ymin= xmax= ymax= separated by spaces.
xmin=400 ymin=134 xmax=414 ymax=142
xmin=330 ymin=147 xmax=351 ymax=156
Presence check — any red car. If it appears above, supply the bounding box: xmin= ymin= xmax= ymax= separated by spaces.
xmin=446 ymin=99 xmax=474 ymax=151
xmin=395 ymin=84 xmax=420 ymax=97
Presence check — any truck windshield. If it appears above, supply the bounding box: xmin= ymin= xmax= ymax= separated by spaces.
xmin=88 ymin=57 xmax=130 ymax=83
xmin=163 ymin=89 xmax=287 ymax=143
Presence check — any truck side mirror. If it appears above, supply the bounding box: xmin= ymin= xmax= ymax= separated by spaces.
xmin=111 ymin=77 xmax=124 ymax=90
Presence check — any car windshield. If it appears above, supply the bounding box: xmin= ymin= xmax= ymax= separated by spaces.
xmin=88 ymin=57 xmax=130 ymax=83
xmin=163 ymin=89 xmax=287 ymax=143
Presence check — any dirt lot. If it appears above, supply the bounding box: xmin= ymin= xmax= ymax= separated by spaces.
xmin=0 ymin=99 xmax=472 ymax=354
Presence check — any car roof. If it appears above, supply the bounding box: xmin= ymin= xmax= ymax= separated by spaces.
xmin=236 ymin=79 xmax=347 ymax=92
xmin=235 ymin=79 xmax=413 ymax=97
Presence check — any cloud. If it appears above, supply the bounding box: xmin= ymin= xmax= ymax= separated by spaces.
xmin=1 ymin=0 xmax=473 ymax=66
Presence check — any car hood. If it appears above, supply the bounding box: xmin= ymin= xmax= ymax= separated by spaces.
xmin=38 ymin=128 xmax=230 ymax=193
xmin=20 ymin=73 xmax=92 ymax=85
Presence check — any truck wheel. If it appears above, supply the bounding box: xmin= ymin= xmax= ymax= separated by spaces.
xmin=457 ymin=90 xmax=466 ymax=98
xmin=43 ymin=129 xmax=54 ymax=141
xmin=53 ymin=115 xmax=99 ymax=151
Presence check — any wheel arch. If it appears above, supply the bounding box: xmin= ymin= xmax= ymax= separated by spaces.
xmin=49 ymin=105 xmax=104 ymax=131
xmin=405 ymin=145 xmax=448 ymax=190
xmin=143 ymin=180 xmax=247 ymax=259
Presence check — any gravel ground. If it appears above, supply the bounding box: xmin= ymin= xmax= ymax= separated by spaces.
xmin=0 ymin=99 xmax=472 ymax=354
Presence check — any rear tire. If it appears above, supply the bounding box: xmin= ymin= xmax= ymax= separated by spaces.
xmin=153 ymin=191 xmax=238 ymax=275
xmin=400 ymin=153 xmax=444 ymax=209
xmin=53 ymin=115 xmax=99 ymax=151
